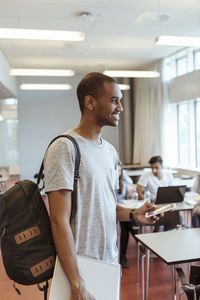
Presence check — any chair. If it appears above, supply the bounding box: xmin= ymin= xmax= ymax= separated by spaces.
xmin=154 ymin=211 xmax=182 ymax=231
xmin=138 ymin=220 xmax=190 ymax=300
xmin=176 ymin=266 xmax=200 ymax=300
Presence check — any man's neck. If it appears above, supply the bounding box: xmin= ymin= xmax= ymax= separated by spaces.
xmin=155 ymin=173 xmax=162 ymax=180
xmin=74 ymin=120 xmax=102 ymax=145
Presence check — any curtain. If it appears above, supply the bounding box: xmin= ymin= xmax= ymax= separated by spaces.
xmin=133 ymin=60 xmax=169 ymax=164
xmin=118 ymin=78 xmax=134 ymax=164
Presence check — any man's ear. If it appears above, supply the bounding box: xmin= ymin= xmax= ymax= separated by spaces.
xmin=84 ymin=95 xmax=95 ymax=111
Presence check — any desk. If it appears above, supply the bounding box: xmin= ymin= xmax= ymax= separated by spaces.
xmin=135 ymin=228 xmax=200 ymax=300
xmin=118 ymin=199 xmax=195 ymax=211
xmin=174 ymin=177 xmax=195 ymax=189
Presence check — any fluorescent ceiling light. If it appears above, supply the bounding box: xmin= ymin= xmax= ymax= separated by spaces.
xmin=10 ymin=69 xmax=75 ymax=76
xmin=20 ymin=84 xmax=71 ymax=90
xmin=103 ymin=70 xmax=160 ymax=78
xmin=156 ymin=35 xmax=200 ymax=47
xmin=0 ymin=28 xmax=85 ymax=41
xmin=118 ymin=84 xmax=130 ymax=90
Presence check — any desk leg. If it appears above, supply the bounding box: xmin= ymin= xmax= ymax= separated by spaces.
xmin=137 ymin=242 xmax=140 ymax=282
xmin=172 ymin=264 xmax=176 ymax=300
xmin=145 ymin=248 xmax=150 ymax=300
xmin=142 ymin=254 xmax=145 ymax=300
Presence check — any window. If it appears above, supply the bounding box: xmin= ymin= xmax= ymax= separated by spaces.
xmin=177 ymin=102 xmax=195 ymax=168
xmin=164 ymin=47 xmax=200 ymax=169
xmin=164 ymin=62 xmax=172 ymax=81
xmin=176 ymin=56 xmax=187 ymax=76
xmin=194 ymin=50 xmax=200 ymax=70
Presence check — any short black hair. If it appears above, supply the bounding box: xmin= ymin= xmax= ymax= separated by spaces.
xmin=76 ymin=72 xmax=117 ymax=113
xmin=148 ymin=155 xmax=163 ymax=165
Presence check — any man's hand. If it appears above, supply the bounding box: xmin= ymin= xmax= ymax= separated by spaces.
xmin=133 ymin=202 xmax=162 ymax=225
xmin=71 ymin=278 xmax=95 ymax=300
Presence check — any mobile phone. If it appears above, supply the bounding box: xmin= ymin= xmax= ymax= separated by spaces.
xmin=145 ymin=203 xmax=176 ymax=218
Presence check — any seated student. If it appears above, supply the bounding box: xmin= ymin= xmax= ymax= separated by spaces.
xmin=136 ymin=155 xmax=174 ymax=202
xmin=117 ymin=161 xmax=138 ymax=268
xmin=137 ymin=155 xmax=176 ymax=231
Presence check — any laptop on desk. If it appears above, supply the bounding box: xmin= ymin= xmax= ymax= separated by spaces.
xmin=155 ymin=185 xmax=187 ymax=204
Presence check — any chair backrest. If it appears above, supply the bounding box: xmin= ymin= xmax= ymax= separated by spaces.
xmin=190 ymin=266 xmax=200 ymax=285
xmin=155 ymin=211 xmax=181 ymax=227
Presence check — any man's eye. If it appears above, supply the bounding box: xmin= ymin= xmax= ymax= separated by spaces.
xmin=111 ymin=99 xmax=118 ymax=104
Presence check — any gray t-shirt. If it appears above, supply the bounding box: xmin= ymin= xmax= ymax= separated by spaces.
xmin=44 ymin=130 xmax=119 ymax=264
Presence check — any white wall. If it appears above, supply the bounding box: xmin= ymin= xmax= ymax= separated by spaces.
xmin=0 ymin=50 xmax=17 ymax=97
xmin=18 ymin=74 xmax=119 ymax=179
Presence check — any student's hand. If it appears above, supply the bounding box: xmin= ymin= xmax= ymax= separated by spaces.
xmin=70 ymin=278 xmax=95 ymax=300
xmin=133 ymin=202 xmax=162 ymax=225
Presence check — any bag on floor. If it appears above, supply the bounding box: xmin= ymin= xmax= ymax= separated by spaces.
xmin=0 ymin=135 xmax=80 ymax=300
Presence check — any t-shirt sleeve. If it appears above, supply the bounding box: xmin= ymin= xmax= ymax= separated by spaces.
xmin=123 ymin=173 xmax=133 ymax=185
xmin=137 ymin=173 xmax=148 ymax=187
xmin=44 ymin=138 xmax=75 ymax=193
xmin=168 ymin=173 xmax=174 ymax=185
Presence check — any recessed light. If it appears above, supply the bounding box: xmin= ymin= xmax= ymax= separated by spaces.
xmin=0 ymin=28 xmax=85 ymax=41
xmin=103 ymin=70 xmax=160 ymax=78
xmin=118 ymin=84 xmax=130 ymax=90
xmin=156 ymin=35 xmax=200 ymax=47
xmin=10 ymin=69 xmax=75 ymax=76
xmin=20 ymin=84 xmax=71 ymax=90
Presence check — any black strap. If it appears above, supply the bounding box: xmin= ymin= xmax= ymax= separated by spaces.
xmin=37 ymin=281 xmax=49 ymax=300
xmin=37 ymin=134 xmax=81 ymax=220
xmin=176 ymin=268 xmax=195 ymax=300
xmin=176 ymin=268 xmax=189 ymax=286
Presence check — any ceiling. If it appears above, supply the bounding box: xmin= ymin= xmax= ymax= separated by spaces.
xmin=0 ymin=0 xmax=200 ymax=73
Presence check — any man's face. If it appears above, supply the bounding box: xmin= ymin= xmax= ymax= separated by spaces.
xmin=151 ymin=162 xmax=162 ymax=177
xmin=93 ymin=82 xmax=123 ymax=127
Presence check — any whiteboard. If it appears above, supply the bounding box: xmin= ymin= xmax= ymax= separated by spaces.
xmin=49 ymin=256 xmax=121 ymax=300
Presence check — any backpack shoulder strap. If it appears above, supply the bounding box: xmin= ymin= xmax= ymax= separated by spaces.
xmin=37 ymin=134 xmax=81 ymax=219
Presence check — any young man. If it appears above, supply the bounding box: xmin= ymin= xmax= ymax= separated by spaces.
xmin=44 ymin=72 xmax=157 ymax=300
xmin=137 ymin=155 xmax=174 ymax=202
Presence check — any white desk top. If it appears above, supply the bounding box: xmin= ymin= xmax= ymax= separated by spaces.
xmin=117 ymin=199 xmax=196 ymax=211
xmin=135 ymin=228 xmax=200 ymax=265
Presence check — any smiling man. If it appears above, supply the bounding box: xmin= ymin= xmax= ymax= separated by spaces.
xmin=44 ymin=72 xmax=156 ymax=300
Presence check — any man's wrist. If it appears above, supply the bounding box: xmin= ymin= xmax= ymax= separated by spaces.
xmin=129 ymin=209 xmax=138 ymax=224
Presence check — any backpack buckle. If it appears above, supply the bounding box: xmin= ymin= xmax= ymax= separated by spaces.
xmin=74 ymin=171 xmax=79 ymax=181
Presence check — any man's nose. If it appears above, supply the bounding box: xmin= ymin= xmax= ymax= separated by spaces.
xmin=117 ymin=101 xmax=123 ymax=112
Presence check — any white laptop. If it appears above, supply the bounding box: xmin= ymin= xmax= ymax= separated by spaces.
xmin=49 ymin=256 xmax=121 ymax=300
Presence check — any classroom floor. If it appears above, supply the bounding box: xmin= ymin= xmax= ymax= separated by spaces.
xmin=0 ymin=236 xmax=193 ymax=300
xmin=0 ymin=178 xmax=197 ymax=300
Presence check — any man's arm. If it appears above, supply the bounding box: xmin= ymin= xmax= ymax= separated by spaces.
xmin=116 ymin=202 xmax=158 ymax=224
xmin=48 ymin=189 xmax=95 ymax=300
xmin=136 ymin=184 xmax=145 ymax=200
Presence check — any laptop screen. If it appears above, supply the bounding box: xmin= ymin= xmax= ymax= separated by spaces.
xmin=155 ymin=185 xmax=187 ymax=204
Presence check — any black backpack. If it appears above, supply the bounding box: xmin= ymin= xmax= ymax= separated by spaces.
xmin=0 ymin=135 xmax=81 ymax=300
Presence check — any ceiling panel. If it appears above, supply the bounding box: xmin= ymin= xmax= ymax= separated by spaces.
xmin=0 ymin=0 xmax=200 ymax=75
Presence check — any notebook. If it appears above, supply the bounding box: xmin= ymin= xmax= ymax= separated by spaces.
xmin=155 ymin=185 xmax=187 ymax=204
xmin=49 ymin=256 xmax=121 ymax=300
